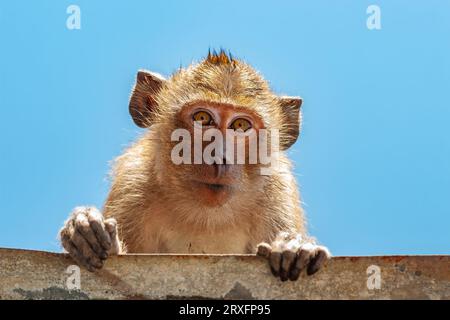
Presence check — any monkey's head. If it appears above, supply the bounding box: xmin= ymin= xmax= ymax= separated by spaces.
xmin=128 ymin=50 xmax=302 ymax=211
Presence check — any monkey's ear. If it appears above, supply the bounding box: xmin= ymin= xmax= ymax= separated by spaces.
xmin=129 ymin=70 xmax=166 ymax=128
xmin=278 ymin=96 xmax=303 ymax=150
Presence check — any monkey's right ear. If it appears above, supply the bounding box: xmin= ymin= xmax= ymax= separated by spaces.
xmin=129 ymin=70 xmax=166 ymax=128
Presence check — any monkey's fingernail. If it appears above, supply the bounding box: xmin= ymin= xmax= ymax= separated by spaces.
xmin=86 ymin=265 xmax=96 ymax=272
xmin=88 ymin=258 xmax=103 ymax=269
xmin=257 ymin=244 xmax=271 ymax=258
xmin=307 ymin=264 xmax=320 ymax=276
xmin=289 ymin=268 xmax=301 ymax=281
xmin=280 ymin=271 xmax=289 ymax=281
xmin=307 ymin=269 xmax=318 ymax=276
xmin=270 ymin=267 xmax=280 ymax=277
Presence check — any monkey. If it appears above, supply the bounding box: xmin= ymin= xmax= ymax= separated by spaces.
xmin=59 ymin=50 xmax=330 ymax=281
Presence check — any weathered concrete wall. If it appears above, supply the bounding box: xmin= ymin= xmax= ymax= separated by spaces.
xmin=0 ymin=248 xmax=448 ymax=299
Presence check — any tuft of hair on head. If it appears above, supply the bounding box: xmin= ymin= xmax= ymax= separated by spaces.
xmin=206 ymin=48 xmax=236 ymax=66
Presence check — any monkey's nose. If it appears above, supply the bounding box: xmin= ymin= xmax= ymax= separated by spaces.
xmin=214 ymin=159 xmax=229 ymax=178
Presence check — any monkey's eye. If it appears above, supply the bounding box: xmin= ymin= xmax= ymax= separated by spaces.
xmin=230 ymin=118 xmax=252 ymax=132
xmin=192 ymin=111 xmax=213 ymax=125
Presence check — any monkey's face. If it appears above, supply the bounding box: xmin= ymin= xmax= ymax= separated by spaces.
xmin=167 ymin=101 xmax=266 ymax=207
xmin=128 ymin=52 xmax=303 ymax=210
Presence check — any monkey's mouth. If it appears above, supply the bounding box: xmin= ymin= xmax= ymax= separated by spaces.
xmin=205 ymin=183 xmax=226 ymax=191
xmin=192 ymin=181 xmax=232 ymax=193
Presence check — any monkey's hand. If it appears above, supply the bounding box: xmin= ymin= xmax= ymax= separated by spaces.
xmin=59 ymin=206 xmax=121 ymax=272
xmin=256 ymin=232 xmax=330 ymax=281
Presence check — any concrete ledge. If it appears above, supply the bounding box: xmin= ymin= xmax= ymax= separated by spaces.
xmin=0 ymin=248 xmax=448 ymax=300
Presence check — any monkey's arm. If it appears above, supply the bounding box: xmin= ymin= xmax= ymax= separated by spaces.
xmin=255 ymin=173 xmax=331 ymax=281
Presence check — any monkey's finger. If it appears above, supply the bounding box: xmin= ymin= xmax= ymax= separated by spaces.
xmin=256 ymin=242 xmax=272 ymax=258
xmin=61 ymin=232 xmax=96 ymax=272
xmin=104 ymin=218 xmax=117 ymax=236
xmin=269 ymin=251 xmax=282 ymax=277
xmin=87 ymin=209 xmax=112 ymax=251
xmin=288 ymin=261 xmax=302 ymax=281
xmin=290 ymin=248 xmax=311 ymax=279
xmin=75 ymin=213 xmax=108 ymax=260
xmin=280 ymin=250 xmax=296 ymax=281
xmin=70 ymin=230 xmax=104 ymax=270
xmin=307 ymin=248 xmax=329 ymax=276
xmin=105 ymin=218 xmax=121 ymax=255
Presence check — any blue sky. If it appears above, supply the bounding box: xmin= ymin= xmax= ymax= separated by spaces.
xmin=0 ymin=1 xmax=449 ymax=255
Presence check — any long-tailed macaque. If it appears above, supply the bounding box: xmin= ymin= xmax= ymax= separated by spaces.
xmin=59 ymin=50 xmax=330 ymax=281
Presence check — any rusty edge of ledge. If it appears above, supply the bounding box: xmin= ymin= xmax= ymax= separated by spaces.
xmin=0 ymin=248 xmax=449 ymax=300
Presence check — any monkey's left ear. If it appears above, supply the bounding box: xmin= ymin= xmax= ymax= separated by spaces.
xmin=129 ymin=70 xmax=166 ymax=128
xmin=278 ymin=96 xmax=303 ymax=150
